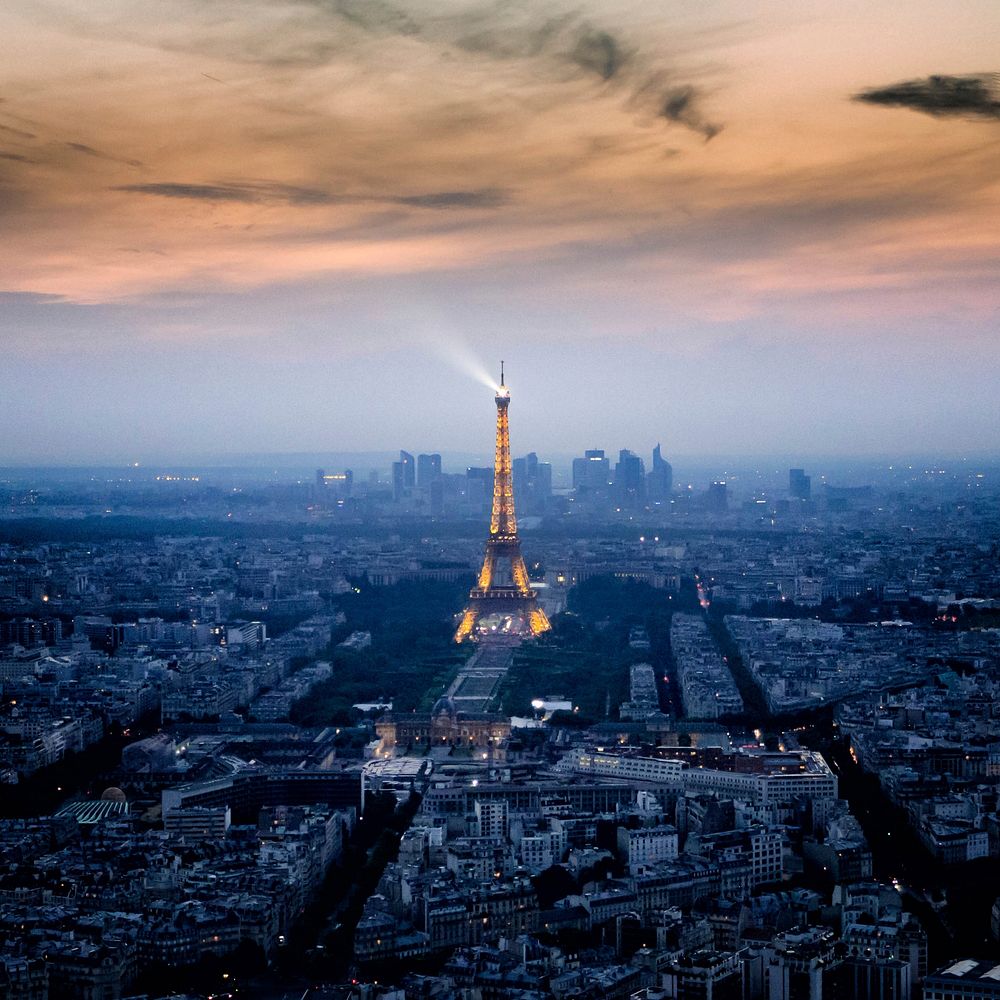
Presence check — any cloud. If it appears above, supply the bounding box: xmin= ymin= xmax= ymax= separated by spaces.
xmin=569 ymin=28 xmax=626 ymax=81
xmin=323 ymin=3 xmax=628 ymax=84
xmin=855 ymin=73 xmax=1000 ymax=120
xmin=0 ymin=152 xmax=34 ymax=163
xmin=308 ymin=3 xmax=716 ymax=137
xmin=329 ymin=0 xmax=421 ymax=37
xmin=115 ymin=181 xmax=334 ymax=204
xmin=19 ymin=1 xmax=722 ymax=143
xmin=66 ymin=142 xmax=143 ymax=167
xmin=0 ymin=123 xmax=35 ymax=140
xmin=393 ymin=188 xmax=508 ymax=209
xmin=116 ymin=181 xmax=508 ymax=210
xmin=659 ymin=85 xmax=722 ymax=140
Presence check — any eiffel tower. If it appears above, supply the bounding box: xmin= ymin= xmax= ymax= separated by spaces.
xmin=454 ymin=364 xmax=551 ymax=643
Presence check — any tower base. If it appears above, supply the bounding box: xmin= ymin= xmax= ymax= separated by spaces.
xmin=454 ymin=598 xmax=550 ymax=643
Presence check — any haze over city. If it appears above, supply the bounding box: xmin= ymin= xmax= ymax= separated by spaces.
xmin=2 ymin=0 xmax=999 ymax=463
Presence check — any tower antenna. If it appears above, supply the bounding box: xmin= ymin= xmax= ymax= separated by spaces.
xmin=500 ymin=360 xmax=505 ymax=387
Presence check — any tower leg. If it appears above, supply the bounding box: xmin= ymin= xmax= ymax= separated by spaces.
xmin=455 ymin=608 xmax=478 ymax=643
xmin=510 ymin=554 xmax=531 ymax=594
xmin=477 ymin=552 xmax=496 ymax=591
xmin=528 ymin=608 xmax=552 ymax=636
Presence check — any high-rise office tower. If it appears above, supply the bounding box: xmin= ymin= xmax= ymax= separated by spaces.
xmin=615 ymin=449 xmax=646 ymax=504
xmin=429 ymin=477 xmax=444 ymax=516
xmin=789 ymin=467 xmax=812 ymax=500
xmin=648 ymin=443 xmax=674 ymax=500
xmin=399 ymin=450 xmax=415 ymax=489
xmin=315 ymin=468 xmax=352 ymax=498
xmin=707 ymin=480 xmax=728 ymax=511
xmin=455 ymin=365 xmax=550 ymax=643
xmin=572 ymin=449 xmax=611 ymax=495
xmin=535 ymin=461 xmax=552 ymax=502
xmin=465 ymin=466 xmax=494 ymax=513
xmin=513 ymin=451 xmax=552 ymax=515
xmin=417 ymin=453 xmax=442 ymax=488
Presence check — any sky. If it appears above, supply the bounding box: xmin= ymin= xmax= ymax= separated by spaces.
xmin=1 ymin=0 xmax=998 ymax=464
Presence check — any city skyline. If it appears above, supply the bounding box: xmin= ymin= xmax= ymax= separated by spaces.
xmin=2 ymin=1 xmax=999 ymax=461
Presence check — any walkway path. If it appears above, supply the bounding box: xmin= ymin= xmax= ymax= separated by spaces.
xmin=445 ymin=643 xmax=516 ymax=713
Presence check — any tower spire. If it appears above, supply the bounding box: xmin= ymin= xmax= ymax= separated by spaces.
xmin=454 ymin=377 xmax=551 ymax=643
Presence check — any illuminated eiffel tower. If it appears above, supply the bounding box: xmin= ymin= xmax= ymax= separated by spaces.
xmin=454 ymin=364 xmax=551 ymax=643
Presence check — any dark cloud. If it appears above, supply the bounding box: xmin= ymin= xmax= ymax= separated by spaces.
xmin=330 ymin=0 xmax=421 ymax=37
xmin=0 ymin=123 xmax=35 ymax=140
xmin=0 ymin=151 xmax=33 ymax=162
xmin=393 ymin=188 xmax=507 ymax=209
xmin=855 ymin=73 xmax=1000 ymax=120
xmin=453 ymin=13 xmax=575 ymax=62
xmin=659 ymin=85 xmax=722 ymax=140
xmin=117 ymin=182 xmax=257 ymax=202
xmin=116 ymin=181 xmax=508 ymax=210
xmin=279 ymin=2 xmax=719 ymax=137
xmin=328 ymin=4 xmax=631 ymax=84
xmin=569 ymin=28 xmax=626 ymax=81
xmin=66 ymin=142 xmax=143 ymax=167
xmin=115 ymin=181 xmax=333 ymax=204
xmin=58 ymin=1 xmax=720 ymax=139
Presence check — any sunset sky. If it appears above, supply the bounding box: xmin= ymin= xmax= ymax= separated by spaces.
xmin=2 ymin=0 xmax=998 ymax=463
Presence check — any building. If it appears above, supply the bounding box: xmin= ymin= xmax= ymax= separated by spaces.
xmin=315 ymin=469 xmax=353 ymax=498
xmin=924 ymin=960 xmax=1000 ymax=999
xmin=417 ymin=453 xmax=442 ymax=487
xmin=164 ymin=805 xmax=232 ymax=839
xmin=465 ymin=466 xmax=494 ymax=513
xmin=376 ymin=697 xmax=511 ymax=753
xmin=789 ymin=468 xmax=812 ymax=501
xmin=572 ymin=449 xmax=611 ymax=495
xmin=662 ymin=949 xmax=745 ymax=999
xmin=763 ymin=928 xmax=848 ymax=999
xmin=392 ymin=450 xmax=415 ymax=500
xmin=512 ymin=452 xmax=552 ymax=515
xmin=472 ymin=800 xmax=508 ymax=839
xmin=161 ymin=769 xmax=360 ymax=823
xmin=399 ymin=450 xmax=415 ymax=488
xmin=707 ymin=481 xmax=728 ymax=512
xmin=564 ymin=747 xmax=839 ymax=825
xmin=648 ymin=443 xmax=674 ymax=500
xmin=618 ymin=825 xmax=679 ymax=873
xmin=615 ymin=449 xmax=646 ymax=505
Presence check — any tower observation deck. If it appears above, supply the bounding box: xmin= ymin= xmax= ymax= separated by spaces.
xmin=454 ymin=364 xmax=551 ymax=643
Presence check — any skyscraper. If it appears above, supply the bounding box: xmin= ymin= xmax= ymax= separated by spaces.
xmin=399 ymin=450 xmax=415 ymax=489
xmin=465 ymin=466 xmax=494 ymax=514
xmin=315 ymin=468 xmax=353 ymax=498
xmin=707 ymin=480 xmax=728 ymax=512
xmin=615 ymin=449 xmax=646 ymax=505
xmin=513 ymin=451 xmax=552 ymax=515
xmin=417 ymin=453 xmax=442 ymax=488
xmin=789 ymin=467 xmax=812 ymax=500
xmin=572 ymin=449 xmax=611 ymax=495
xmin=393 ymin=450 xmax=416 ymax=501
xmin=648 ymin=443 xmax=674 ymax=500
